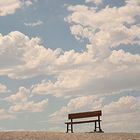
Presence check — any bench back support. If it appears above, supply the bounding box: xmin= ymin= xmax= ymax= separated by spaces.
xmin=68 ymin=110 xmax=102 ymax=119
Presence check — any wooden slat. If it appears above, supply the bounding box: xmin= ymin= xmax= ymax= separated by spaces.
xmin=65 ymin=119 xmax=101 ymax=124
xmin=68 ymin=110 xmax=102 ymax=119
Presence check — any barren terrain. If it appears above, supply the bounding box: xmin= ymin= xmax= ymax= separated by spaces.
xmin=0 ymin=132 xmax=140 ymax=140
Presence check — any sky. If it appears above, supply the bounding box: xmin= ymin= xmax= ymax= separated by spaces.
xmin=0 ymin=0 xmax=140 ymax=132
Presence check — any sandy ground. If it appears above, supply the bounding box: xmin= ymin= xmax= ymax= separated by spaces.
xmin=0 ymin=132 xmax=140 ymax=140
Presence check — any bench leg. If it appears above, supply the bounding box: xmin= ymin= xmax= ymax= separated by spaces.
xmin=66 ymin=124 xmax=69 ymax=133
xmin=94 ymin=121 xmax=97 ymax=132
xmin=98 ymin=121 xmax=101 ymax=132
xmin=98 ymin=121 xmax=103 ymax=132
xmin=66 ymin=124 xmax=74 ymax=133
xmin=71 ymin=124 xmax=74 ymax=133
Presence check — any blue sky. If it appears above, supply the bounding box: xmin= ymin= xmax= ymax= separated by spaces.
xmin=0 ymin=0 xmax=140 ymax=132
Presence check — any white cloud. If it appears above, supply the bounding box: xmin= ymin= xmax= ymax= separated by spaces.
xmin=0 ymin=0 xmax=140 ymax=98
xmin=109 ymin=49 xmax=140 ymax=65
xmin=50 ymin=95 xmax=140 ymax=132
xmin=66 ymin=2 xmax=140 ymax=50
xmin=32 ymin=69 xmax=93 ymax=97
xmin=32 ymin=48 xmax=140 ymax=96
xmin=0 ymin=83 xmax=8 ymax=93
xmin=0 ymin=31 xmax=61 ymax=79
xmin=85 ymin=0 xmax=102 ymax=5
xmin=1 ymin=30 xmax=140 ymax=98
xmin=0 ymin=0 xmax=35 ymax=16
xmin=24 ymin=0 xmax=33 ymax=6
xmin=0 ymin=108 xmax=15 ymax=120
xmin=103 ymin=96 xmax=140 ymax=132
xmin=103 ymin=96 xmax=139 ymax=115
xmin=5 ymin=87 xmax=29 ymax=103
xmin=24 ymin=20 xmax=43 ymax=27
xmin=9 ymin=99 xmax=48 ymax=112
xmin=32 ymin=0 xmax=140 ymax=97
xmin=0 ymin=0 xmax=22 ymax=16
xmin=5 ymin=87 xmax=48 ymax=112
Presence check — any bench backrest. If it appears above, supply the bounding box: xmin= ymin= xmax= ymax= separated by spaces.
xmin=68 ymin=110 xmax=102 ymax=120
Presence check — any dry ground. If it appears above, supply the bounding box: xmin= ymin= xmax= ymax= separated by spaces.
xmin=0 ymin=132 xmax=140 ymax=140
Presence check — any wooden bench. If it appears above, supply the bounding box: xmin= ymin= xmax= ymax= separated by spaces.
xmin=65 ymin=110 xmax=103 ymax=133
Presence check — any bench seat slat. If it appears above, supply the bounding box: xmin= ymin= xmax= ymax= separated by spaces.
xmin=65 ymin=119 xmax=101 ymax=124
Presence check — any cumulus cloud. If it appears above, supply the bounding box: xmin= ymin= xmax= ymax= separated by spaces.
xmin=5 ymin=87 xmax=48 ymax=112
xmin=32 ymin=0 xmax=140 ymax=97
xmin=0 ymin=83 xmax=8 ymax=93
xmin=9 ymin=99 xmax=48 ymax=112
xmin=0 ymin=0 xmax=140 ymax=98
xmin=103 ymin=96 xmax=140 ymax=132
xmin=0 ymin=0 xmax=22 ymax=16
xmin=24 ymin=20 xmax=43 ymax=27
xmin=0 ymin=31 xmax=61 ymax=79
xmin=0 ymin=0 xmax=35 ymax=16
xmin=50 ymin=95 xmax=140 ymax=132
xmin=5 ymin=87 xmax=29 ymax=103
xmin=32 ymin=69 xmax=94 ymax=97
xmin=32 ymin=48 xmax=140 ymax=97
xmin=66 ymin=1 xmax=140 ymax=49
